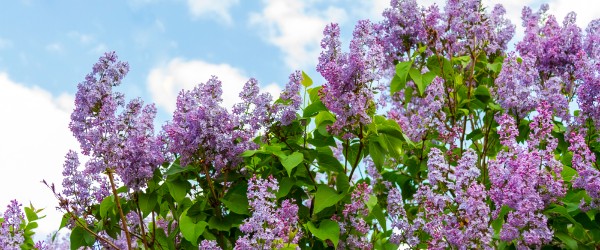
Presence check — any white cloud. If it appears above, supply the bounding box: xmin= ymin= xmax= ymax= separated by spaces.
xmin=45 ymin=42 xmax=64 ymax=53
xmin=147 ymin=58 xmax=281 ymax=113
xmin=541 ymin=0 xmax=600 ymax=29
xmin=250 ymin=0 xmax=347 ymax=70
xmin=187 ymin=0 xmax=240 ymax=24
xmin=0 ymin=72 xmax=77 ymax=240
xmin=0 ymin=37 xmax=13 ymax=50
xmin=67 ymin=31 xmax=94 ymax=45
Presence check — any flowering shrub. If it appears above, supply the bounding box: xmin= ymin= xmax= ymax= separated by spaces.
xmin=3 ymin=0 xmax=600 ymax=249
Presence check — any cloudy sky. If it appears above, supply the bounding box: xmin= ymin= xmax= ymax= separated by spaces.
xmin=0 ymin=0 xmax=598 ymax=240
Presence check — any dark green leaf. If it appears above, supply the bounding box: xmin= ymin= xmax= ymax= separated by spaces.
xmin=166 ymin=179 xmax=190 ymax=203
xmin=100 ymin=196 xmax=115 ymax=219
xmin=221 ymin=183 xmax=249 ymax=215
xmin=313 ymin=185 xmax=345 ymax=214
xmin=277 ymin=177 xmax=294 ymax=198
xmin=303 ymin=100 xmax=327 ymax=117
xmin=70 ymin=226 xmax=95 ymax=250
xmin=474 ymin=85 xmax=491 ymax=104
xmin=555 ymin=232 xmax=578 ymax=250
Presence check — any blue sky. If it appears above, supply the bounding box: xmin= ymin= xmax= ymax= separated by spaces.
xmin=1 ymin=0 xmax=598 ymax=241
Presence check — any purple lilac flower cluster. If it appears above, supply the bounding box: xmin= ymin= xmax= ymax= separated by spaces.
xmin=69 ymin=51 xmax=164 ymax=190
xmin=317 ymin=21 xmax=385 ymax=138
xmin=333 ymin=182 xmax=372 ymax=250
xmin=575 ymin=19 xmax=600 ymax=129
xmin=60 ymin=150 xmax=108 ymax=223
xmin=393 ymin=148 xmax=491 ymax=249
xmin=164 ymin=77 xmax=270 ymax=173
xmin=0 ymin=200 xmax=24 ymax=250
xmin=440 ymin=0 xmax=514 ymax=56
xmin=387 ymin=188 xmax=419 ymax=246
xmin=235 ymin=175 xmax=301 ymax=249
xmin=200 ymin=240 xmax=221 ymax=250
xmin=568 ymin=131 xmax=600 ymax=209
xmin=379 ymin=0 xmax=514 ymax=64
xmin=388 ymin=77 xmax=446 ymax=142
xmin=488 ymin=103 xmax=565 ymax=248
xmin=273 ymin=71 xmax=303 ymax=126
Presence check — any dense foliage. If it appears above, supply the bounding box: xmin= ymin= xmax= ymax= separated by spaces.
xmin=2 ymin=0 xmax=600 ymax=249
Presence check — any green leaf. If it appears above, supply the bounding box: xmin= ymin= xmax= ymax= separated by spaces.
xmin=408 ymin=68 xmax=424 ymax=96
xmin=179 ymin=208 xmax=208 ymax=245
xmin=369 ymin=139 xmax=385 ymax=169
xmin=555 ymin=232 xmax=578 ymax=250
xmin=306 ymin=220 xmax=340 ymax=248
xmin=70 ymin=226 xmax=95 ymax=250
xmin=313 ymin=185 xmax=345 ymax=214
xmin=487 ymin=61 xmax=502 ymax=73
xmin=166 ymin=179 xmax=190 ymax=203
xmin=308 ymin=86 xmax=322 ymax=103
xmin=390 ymin=75 xmax=404 ymax=95
xmin=379 ymin=133 xmax=403 ymax=159
xmin=138 ymin=192 xmax=158 ymax=216
xmin=427 ymin=55 xmax=454 ymax=78
xmin=317 ymin=152 xmax=344 ymax=173
xmin=492 ymin=205 xmax=511 ymax=234
xmin=545 ymin=205 xmax=580 ymax=226
xmin=303 ymin=100 xmax=327 ymax=117
xmin=208 ymin=216 xmax=234 ymax=231
xmin=277 ymin=177 xmax=294 ymax=198
xmin=221 ymin=183 xmax=250 ymax=215
xmin=281 ymin=152 xmax=304 ymax=176
xmin=391 ymin=61 xmax=412 ymax=95
xmin=165 ymin=164 xmax=193 ymax=176
xmin=24 ymin=206 xmax=38 ymax=222
xmin=366 ymin=195 xmax=377 ymax=212
xmin=100 ymin=196 xmax=116 ymax=219
xmin=301 ymin=71 xmax=313 ymax=87
xmin=474 ymin=85 xmax=491 ymax=104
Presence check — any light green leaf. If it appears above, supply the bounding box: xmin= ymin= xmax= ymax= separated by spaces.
xmin=179 ymin=208 xmax=208 ymax=245
xmin=301 ymin=71 xmax=313 ymax=87
xmin=281 ymin=152 xmax=304 ymax=176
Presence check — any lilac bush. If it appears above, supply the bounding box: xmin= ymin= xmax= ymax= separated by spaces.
xmin=4 ymin=0 xmax=600 ymax=249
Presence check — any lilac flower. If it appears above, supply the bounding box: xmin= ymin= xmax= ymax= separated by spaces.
xmin=334 ymin=183 xmax=372 ymax=250
xmin=379 ymin=0 xmax=427 ymax=68
xmin=200 ymin=240 xmax=221 ymax=250
xmin=60 ymin=150 xmax=107 ymax=221
xmin=274 ymin=71 xmax=302 ymax=126
xmin=235 ymin=176 xmax=301 ymax=250
xmin=568 ymin=131 xmax=600 ymax=209
xmin=584 ymin=19 xmax=600 ymax=60
xmin=388 ymin=77 xmax=446 ymax=142
xmin=388 ymin=188 xmax=419 ymax=246
xmin=164 ymin=76 xmax=263 ymax=174
xmin=317 ymin=20 xmax=384 ymax=138
xmin=70 ymin=52 xmax=164 ymax=190
xmin=396 ymin=148 xmax=491 ymax=249
xmin=0 ymin=200 xmax=24 ymax=250
xmin=488 ymin=103 xmax=565 ymax=248
xmin=233 ymin=78 xmax=273 ymax=132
